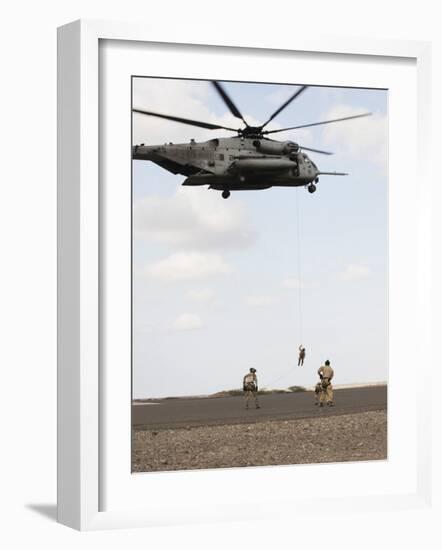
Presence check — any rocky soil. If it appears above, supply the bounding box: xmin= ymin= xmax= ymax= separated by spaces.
xmin=132 ymin=410 xmax=387 ymax=472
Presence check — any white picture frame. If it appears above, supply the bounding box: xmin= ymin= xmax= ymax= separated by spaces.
xmin=57 ymin=19 xmax=432 ymax=531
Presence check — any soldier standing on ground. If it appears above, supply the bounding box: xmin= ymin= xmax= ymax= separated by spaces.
xmin=317 ymin=360 xmax=334 ymax=407
xmin=243 ymin=368 xmax=260 ymax=410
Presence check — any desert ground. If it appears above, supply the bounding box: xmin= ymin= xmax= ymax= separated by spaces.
xmin=132 ymin=386 xmax=387 ymax=472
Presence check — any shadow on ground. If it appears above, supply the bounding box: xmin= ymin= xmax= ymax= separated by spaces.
xmin=26 ymin=504 xmax=57 ymax=522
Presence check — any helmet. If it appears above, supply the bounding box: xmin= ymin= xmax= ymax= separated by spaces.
xmin=325 ymin=360 xmax=330 ymax=366
xmin=250 ymin=368 xmax=257 ymax=373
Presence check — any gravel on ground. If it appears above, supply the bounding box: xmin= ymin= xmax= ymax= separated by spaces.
xmin=132 ymin=410 xmax=387 ymax=472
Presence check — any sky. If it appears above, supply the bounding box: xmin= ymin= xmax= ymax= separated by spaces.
xmin=132 ymin=77 xmax=388 ymax=399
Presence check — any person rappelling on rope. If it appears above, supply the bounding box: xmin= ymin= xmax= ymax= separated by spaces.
xmin=298 ymin=345 xmax=306 ymax=366
xmin=243 ymin=368 xmax=260 ymax=410
xmin=317 ymin=360 xmax=334 ymax=407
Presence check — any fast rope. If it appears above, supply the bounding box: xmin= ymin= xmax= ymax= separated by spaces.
xmin=263 ymin=366 xmax=297 ymax=389
xmin=261 ymin=190 xmax=305 ymax=389
xmin=295 ymin=188 xmax=303 ymax=345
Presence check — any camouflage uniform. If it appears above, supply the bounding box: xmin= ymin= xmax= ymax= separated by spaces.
xmin=317 ymin=363 xmax=334 ymax=406
xmin=298 ymin=346 xmax=306 ymax=366
xmin=314 ymin=382 xmax=322 ymax=405
xmin=243 ymin=370 xmax=260 ymax=409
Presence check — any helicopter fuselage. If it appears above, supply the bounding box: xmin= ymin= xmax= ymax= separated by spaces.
xmin=133 ymin=136 xmax=321 ymax=195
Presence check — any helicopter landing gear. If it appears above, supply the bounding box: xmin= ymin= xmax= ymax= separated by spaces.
xmin=307 ymin=183 xmax=317 ymax=194
xmin=222 ymin=189 xmax=231 ymax=199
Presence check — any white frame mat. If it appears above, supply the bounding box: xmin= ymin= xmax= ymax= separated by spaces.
xmin=57 ymin=19 xmax=432 ymax=531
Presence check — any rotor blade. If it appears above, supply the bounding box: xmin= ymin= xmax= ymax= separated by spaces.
xmin=300 ymin=146 xmax=333 ymax=155
xmin=263 ymin=112 xmax=372 ymax=134
xmin=212 ymin=81 xmax=248 ymax=125
xmin=132 ymin=108 xmax=238 ymax=132
xmin=261 ymin=85 xmax=308 ymax=128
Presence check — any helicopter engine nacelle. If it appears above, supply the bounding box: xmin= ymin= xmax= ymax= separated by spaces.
xmin=252 ymin=140 xmax=299 ymax=155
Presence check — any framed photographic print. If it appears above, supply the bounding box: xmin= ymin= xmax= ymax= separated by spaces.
xmin=130 ymin=75 xmax=388 ymax=474
xmin=57 ymin=19 xmax=432 ymax=530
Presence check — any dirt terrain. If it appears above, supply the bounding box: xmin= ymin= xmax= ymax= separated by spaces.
xmin=132 ymin=410 xmax=387 ymax=472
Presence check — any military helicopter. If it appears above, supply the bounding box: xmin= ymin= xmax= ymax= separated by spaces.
xmin=132 ymin=81 xmax=371 ymax=199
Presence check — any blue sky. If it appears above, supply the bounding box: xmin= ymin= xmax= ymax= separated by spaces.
xmin=132 ymin=77 xmax=388 ymax=398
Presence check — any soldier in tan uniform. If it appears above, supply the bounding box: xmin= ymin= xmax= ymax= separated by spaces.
xmin=243 ymin=368 xmax=260 ymax=409
xmin=317 ymin=360 xmax=334 ymax=406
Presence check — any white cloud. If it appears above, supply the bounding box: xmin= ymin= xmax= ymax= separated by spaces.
xmin=281 ymin=277 xmax=304 ymax=289
xmin=171 ymin=313 xmax=205 ymax=332
xmin=187 ymin=288 xmax=215 ymax=302
xmin=339 ymin=264 xmax=371 ymax=281
xmin=321 ymin=105 xmax=387 ymax=167
xmin=133 ymin=79 xmax=214 ymax=145
xmin=132 ymin=77 xmax=314 ymax=150
xmin=133 ymin=77 xmax=264 ymax=146
xmin=134 ymin=187 xmax=257 ymax=250
xmin=246 ymin=295 xmax=279 ymax=307
xmin=145 ymin=252 xmax=232 ymax=282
